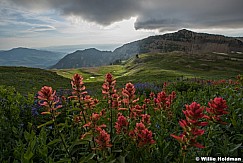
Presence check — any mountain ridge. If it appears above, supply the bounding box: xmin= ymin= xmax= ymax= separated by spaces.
xmin=1 ymin=29 xmax=242 ymax=69
xmin=50 ymin=48 xmax=113 ymax=69
xmin=51 ymin=29 xmax=243 ymax=69
xmin=0 ymin=48 xmax=65 ymax=68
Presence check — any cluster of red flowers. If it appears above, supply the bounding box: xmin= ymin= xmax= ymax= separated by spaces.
xmin=95 ymin=127 xmax=112 ymax=150
xmin=205 ymin=97 xmax=228 ymax=124
xmin=171 ymin=102 xmax=207 ymax=149
xmin=153 ymin=90 xmax=176 ymax=117
xmin=83 ymin=109 xmax=106 ymax=128
xmin=70 ymin=74 xmax=99 ymax=124
xmin=154 ymin=91 xmax=176 ymax=110
xmin=206 ymin=79 xmax=240 ymax=86
xmin=114 ymin=113 xmax=129 ymax=134
xmin=112 ymin=81 xmax=155 ymax=147
xmin=38 ymin=86 xmax=56 ymax=102
xmin=83 ymin=95 xmax=99 ymax=110
xmin=128 ymin=104 xmax=144 ymax=119
xmin=38 ymin=86 xmax=62 ymax=116
xmin=171 ymin=97 xmax=228 ymax=150
xmin=122 ymin=82 xmax=138 ymax=105
xmin=102 ymin=73 xmax=116 ymax=97
xmin=81 ymin=109 xmax=113 ymax=150
xmin=102 ymin=73 xmax=122 ymax=110
xmin=129 ymin=122 xmax=155 ymax=147
xmin=71 ymin=74 xmax=87 ymax=97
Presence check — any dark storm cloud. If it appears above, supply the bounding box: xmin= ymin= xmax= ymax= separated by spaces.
xmin=6 ymin=0 xmax=243 ymax=31
xmin=6 ymin=0 xmax=141 ymax=25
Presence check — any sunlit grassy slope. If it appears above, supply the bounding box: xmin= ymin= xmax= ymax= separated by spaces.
xmin=54 ymin=51 xmax=243 ymax=83
xmin=1 ymin=52 xmax=242 ymax=94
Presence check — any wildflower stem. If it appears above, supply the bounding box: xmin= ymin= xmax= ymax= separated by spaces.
xmin=59 ymin=130 xmax=74 ymax=162
xmin=182 ymin=154 xmax=185 ymax=163
xmin=78 ymin=94 xmax=87 ymax=125
xmin=109 ymin=92 xmax=113 ymax=152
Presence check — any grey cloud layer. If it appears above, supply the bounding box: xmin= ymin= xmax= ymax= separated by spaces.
xmin=6 ymin=0 xmax=243 ymax=31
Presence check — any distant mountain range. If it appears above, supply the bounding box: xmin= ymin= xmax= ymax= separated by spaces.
xmin=51 ymin=48 xmax=113 ymax=69
xmin=1 ymin=29 xmax=243 ymax=69
xmin=0 ymin=48 xmax=65 ymax=68
xmin=51 ymin=29 xmax=243 ymax=69
xmin=38 ymin=44 xmax=121 ymax=53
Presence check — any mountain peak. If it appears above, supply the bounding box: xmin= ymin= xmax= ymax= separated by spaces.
xmin=177 ymin=29 xmax=195 ymax=34
xmin=75 ymin=48 xmax=99 ymax=53
xmin=12 ymin=47 xmax=29 ymax=50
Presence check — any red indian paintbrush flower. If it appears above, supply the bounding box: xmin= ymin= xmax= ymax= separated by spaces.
xmin=137 ymin=128 xmax=155 ymax=147
xmin=114 ymin=113 xmax=129 ymax=134
xmin=38 ymin=86 xmax=62 ymax=116
xmin=171 ymin=101 xmax=208 ymax=150
xmin=102 ymin=73 xmax=116 ymax=96
xmin=71 ymin=74 xmax=86 ymax=92
xmin=205 ymin=97 xmax=228 ymax=124
xmin=105 ymin=73 xmax=113 ymax=84
xmin=141 ymin=114 xmax=151 ymax=126
xmin=95 ymin=128 xmax=112 ymax=150
xmin=183 ymin=102 xmax=208 ymax=126
xmin=154 ymin=91 xmax=176 ymax=110
xmin=122 ymin=82 xmax=136 ymax=102
xmin=111 ymin=93 xmax=121 ymax=108
xmin=38 ymin=86 xmax=56 ymax=102
xmin=130 ymin=122 xmax=155 ymax=148
xmin=83 ymin=95 xmax=99 ymax=110
xmin=207 ymin=97 xmax=228 ymax=115
xmin=129 ymin=104 xmax=143 ymax=119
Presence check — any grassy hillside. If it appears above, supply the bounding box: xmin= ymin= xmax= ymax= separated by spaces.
xmin=54 ymin=51 xmax=243 ymax=83
xmin=122 ymin=51 xmax=243 ymax=81
xmin=1 ymin=51 xmax=242 ymax=95
xmin=0 ymin=66 xmax=70 ymax=94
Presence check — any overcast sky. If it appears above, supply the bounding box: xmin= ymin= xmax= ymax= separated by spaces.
xmin=0 ymin=0 xmax=243 ymax=50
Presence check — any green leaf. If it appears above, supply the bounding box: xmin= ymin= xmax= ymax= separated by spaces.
xmin=230 ymin=118 xmax=237 ymax=127
xmin=27 ymin=122 xmax=33 ymax=130
xmin=229 ymin=143 xmax=242 ymax=153
xmin=24 ymin=131 xmax=31 ymax=142
xmin=47 ymin=139 xmax=61 ymax=146
xmin=112 ymin=149 xmax=122 ymax=153
xmin=79 ymin=153 xmax=96 ymax=163
xmin=68 ymin=108 xmax=81 ymax=112
xmin=30 ymin=137 xmax=36 ymax=150
xmin=80 ymin=133 xmax=92 ymax=142
xmin=12 ymin=126 xmax=18 ymax=135
xmin=56 ymin=158 xmax=72 ymax=163
xmin=37 ymin=120 xmax=54 ymax=129
xmin=87 ymin=160 xmax=97 ymax=163
xmin=24 ymin=149 xmax=34 ymax=161
xmin=69 ymin=139 xmax=89 ymax=152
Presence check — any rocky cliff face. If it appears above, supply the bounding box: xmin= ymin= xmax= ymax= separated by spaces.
xmin=135 ymin=29 xmax=243 ymax=54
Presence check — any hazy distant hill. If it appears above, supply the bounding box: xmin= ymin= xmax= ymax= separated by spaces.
xmin=51 ymin=29 xmax=243 ymax=69
xmin=51 ymin=48 xmax=113 ymax=69
xmin=39 ymin=44 xmax=121 ymax=53
xmin=0 ymin=47 xmax=65 ymax=68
